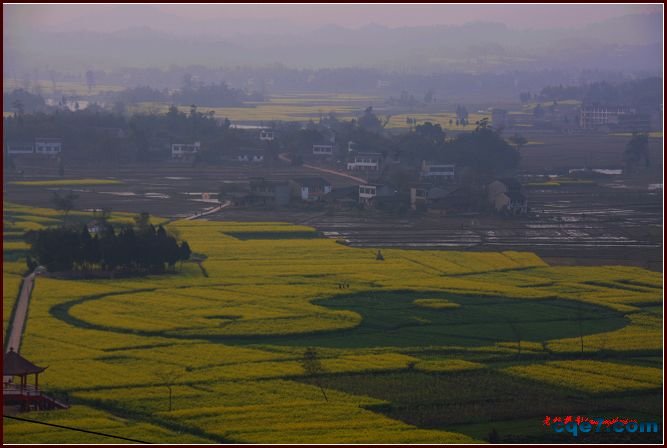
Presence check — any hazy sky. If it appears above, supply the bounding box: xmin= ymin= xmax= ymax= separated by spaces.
xmin=5 ymin=3 xmax=662 ymax=32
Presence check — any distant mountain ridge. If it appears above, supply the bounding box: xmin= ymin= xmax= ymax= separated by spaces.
xmin=4 ymin=12 xmax=661 ymax=74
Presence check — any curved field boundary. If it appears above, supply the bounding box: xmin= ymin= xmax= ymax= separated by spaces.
xmin=48 ymin=288 xmax=629 ymax=350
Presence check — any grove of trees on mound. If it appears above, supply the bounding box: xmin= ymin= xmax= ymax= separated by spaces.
xmin=25 ymin=220 xmax=191 ymax=275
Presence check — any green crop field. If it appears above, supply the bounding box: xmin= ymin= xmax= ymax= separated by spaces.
xmin=2 ymin=203 xmax=662 ymax=443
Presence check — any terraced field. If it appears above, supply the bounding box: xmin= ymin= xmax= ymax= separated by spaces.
xmin=2 ymin=204 xmax=662 ymax=443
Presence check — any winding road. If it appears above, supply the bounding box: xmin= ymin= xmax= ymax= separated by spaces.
xmin=278 ymin=153 xmax=368 ymax=184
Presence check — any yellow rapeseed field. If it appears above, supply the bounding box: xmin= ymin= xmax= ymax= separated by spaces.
xmin=3 ymin=204 xmax=662 ymax=443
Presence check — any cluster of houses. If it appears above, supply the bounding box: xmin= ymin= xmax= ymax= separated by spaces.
xmin=222 ymin=145 xmax=527 ymax=216
xmin=492 ymin=103 xmax=654 ymax=134
xmin=6 ymin=138 xmax=63 ymax=157
xmin=225 ymin=176 xmax=333 ymax=207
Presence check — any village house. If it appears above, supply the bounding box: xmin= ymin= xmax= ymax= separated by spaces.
xmin=289 ymin=177 xmax=332 ymax=202
xmin=358 ymin=183 xmax=397 ymax=205
xmin=231 ymin=148 xmax=265 ymax=163
xmin=420 ymin=161 xmax=456 ymax=183
xmin=249 ymin=178 xmax=291 ymax=206
xmin=312 ymin=144 xmax=334 ymax=156
xmin=410 ymin=184 xmax=468 ymax=213
xmin=487 ymin=178 xmax=528 ymax=215
xmin=259 ymin=129 xmax=275 ymax=141
xmin=322 ymin=186 xmax=358 ymax=208
xmin=171 ymin=142 xmax=200 ymax=160
xmin=86 ymin=219 xmax=105 ymax=236
xmin=579 ymin=104 xmax=637 ymax=129
xmin=34 ymin=138 xmax=63 ymax=156
xmin=6 ymin=141 xmax=35 ymax=155
xmin=347 ymin=152 xmax=383 ymax=171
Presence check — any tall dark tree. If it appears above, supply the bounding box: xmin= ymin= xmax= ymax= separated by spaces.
xmin=302 ymin=347 xmax=328 ymax=401
xmin=358 ymin=106 xmax=382 ymax=133
xmin=624 ymin=132 xmax=650 ymax=171
xmin=51 ymin=190 xmax=78 ymax=224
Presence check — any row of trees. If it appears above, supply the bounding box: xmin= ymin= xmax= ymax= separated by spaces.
xmin=25 ymin=219 xmax=191 ymax=274
xmin=535 ymin=78 xmax=661 ymax=112
xmin=5 ymin=99 xmax=519 ymax=178
xmin=115 ymin=80 xmax=264 ymax=108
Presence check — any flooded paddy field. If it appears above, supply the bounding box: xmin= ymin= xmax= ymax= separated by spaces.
xmin=5 ymin=158 xmax=662 ymax=270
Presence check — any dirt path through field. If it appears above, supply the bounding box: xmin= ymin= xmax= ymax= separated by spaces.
xmin=4 ymin=273 xmax=35 ymax=355
xmin=183 ymin=200 xmax=231 ymax=221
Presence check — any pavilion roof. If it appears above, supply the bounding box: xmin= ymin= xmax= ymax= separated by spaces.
xmin=3 ymin=348 xmax=47 ymax=376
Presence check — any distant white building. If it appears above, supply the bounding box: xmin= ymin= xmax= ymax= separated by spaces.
xmin=420 ymin=161 xmax=455 ymax=182
xmin=312 ymin=144 xmax=334 ymax=156
xmin=6 ymin=142 xmax=34 ymax=155
xmin=34 ymin=138 xmax=62 ymax=156
xmin=579 ymin=105 xmax=636 ymax=129
xmin=358 ymin=183 xmax=396 ymax=205
xmin=171 ymin=142 xmax=200 ymax=160
xmin=347 ymin=152 xmax=382 ymax=171
xmin=259 ymin=129 xmax=275 ymax=141
xmin=359 ymin=184 xmax=379 ymax=204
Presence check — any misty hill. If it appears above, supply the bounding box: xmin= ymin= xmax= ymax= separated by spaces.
xmin=4 ymin=13 xmax=662 ymax=74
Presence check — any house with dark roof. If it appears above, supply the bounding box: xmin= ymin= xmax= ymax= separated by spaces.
xmin=487 ymin=178 xmax=528 ymax=215
xmin=249 ymin=178 xmax=290 ymax=206
xmin=230 ymin=148 xmax=265 ymax=163
xmin=290 ymin=177 xmax=332 ymax=201
xmin=410 ymin=184 xmax=467 ymax=213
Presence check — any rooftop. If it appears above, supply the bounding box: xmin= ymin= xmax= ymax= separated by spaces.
xmin=3 ymin=348 xmax=47 ymax=376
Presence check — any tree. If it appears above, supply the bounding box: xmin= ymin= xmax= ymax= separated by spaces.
xmin=179 ymin=241 xmax=192 ymax=270
xmin=488 ymin=428 xmax=500 ymax=443
xmin=576 ymin=301 xmax=585 ymax=355
xmin=624 ymin=132 xmax=650 ymax=171
xmin=301 ymin=347 xmax=328 ymax=401
xmin=155 ymin=368 xmax=184 ymax=412
xmin=455 ymin=105 xmax=469 ymax=123
xmin=358 ymin=106 xmax=382 ymax=133
xmin=508 ymin=133 xmax=527 ymax=152
xmin=26 ymin=255 xmax=38 ymax=272
xmin=519 ymin=92 xmax=531 ymax=103
xmin=51 ymin=190 xmax=78 ymax=224
xmin=415 ymin=121 xmax=446 ymax=145
xmin=423 ymin=88 xmax=435 ymax=104
xmin=85 ymin=70 xmax=95 ymax=93
xmin=12 ymin=99 xmax=24 ymax=119
xmin=444 ymin=121 xmax=520 ymax=179
xmin=134 ymin=212 xmax=151 ymax=232
xmin=506 ymin=319 xmax=522 ymax=359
